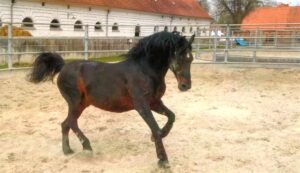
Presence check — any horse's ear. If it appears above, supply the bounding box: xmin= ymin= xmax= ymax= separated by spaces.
xmin=189 ymin=34 xmax=195 ymax=44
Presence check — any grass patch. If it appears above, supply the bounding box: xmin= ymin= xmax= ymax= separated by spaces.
xmin=0 ymin=63 xmax=32 ymax=69
xmin=90 ymin=56 xmax=126 ymax=62
xmin=0 ymin=64 xmax=8 ymax=69
xmin=13 ymin=63 xmax=32 ymax=68
xmin=197 ymin=45 xmax=226 ymax=50
xmin=0 ymin=55 xmax=127 ymax=70
xmin=65 ymin=55 xmax=126 ymax=63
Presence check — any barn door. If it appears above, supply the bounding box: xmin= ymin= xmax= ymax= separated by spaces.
xmin=135 ymin=25 xmax=141 ymax=37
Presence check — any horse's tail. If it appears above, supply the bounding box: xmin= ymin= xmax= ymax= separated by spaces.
xmin=28 ymin=52 xmax=65 ymax=83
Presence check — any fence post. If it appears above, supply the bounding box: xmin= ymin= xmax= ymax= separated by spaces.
xmin=208 ymin=27 xmax=212 ymax=50
xmin=194 ymin=27 xmax=201 ymax=59
xmin=274 ymin=30 xmax=278 ymax=48
xmin=253 ymin=27 xmax=258 ymax=62
xmin=213 ymin=28 xmax=217 ymax=62
xmin=84 ymin=25 xmax=89 ymax=60
xmin=7 ymin=23 xmax=13 ymax=69
xmin=292 ymin=31 xmax=296 ymax=48
xmin=224 ymin=24 xmax=230 ymax=63
xmin=231 ymin=30 xmax=234 ymax=48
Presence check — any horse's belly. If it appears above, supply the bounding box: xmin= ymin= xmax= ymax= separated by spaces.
xmin=91 ymin=97 xmax=134 ymax=113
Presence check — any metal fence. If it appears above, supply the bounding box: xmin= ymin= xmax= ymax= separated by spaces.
xmin=194 ymin=23 xmax=300 ymax=65
xmin=1 ymin=22 xmax=300 ymax=70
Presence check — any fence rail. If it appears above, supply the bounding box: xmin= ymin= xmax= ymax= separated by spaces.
xmin=1 ymin=22 xmax=300 ymax=70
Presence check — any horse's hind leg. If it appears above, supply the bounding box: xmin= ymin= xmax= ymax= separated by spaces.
xmin=58 ymin=70 xmax=92 ymax=154
xmin=60 ymin=94 xmax=92 ymax=154
xmin=61 ymin=104 xmax=92 ymax=154
xmin=67 ymin=104 xmax=93 ymax=152
xmin=61 ymin=118 xmax=73 ymax=154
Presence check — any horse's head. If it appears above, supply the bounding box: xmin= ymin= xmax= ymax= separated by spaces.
xmin=170 ymin=34 xmax=195 ymax=91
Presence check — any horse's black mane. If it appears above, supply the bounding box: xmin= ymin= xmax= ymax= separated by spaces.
xmin=126 ymin=32 xmax=190 ymax=69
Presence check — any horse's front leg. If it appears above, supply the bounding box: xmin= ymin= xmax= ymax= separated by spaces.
xmin=133 ymin=99 xmax=170 ymax=168
xmin=151 ymin=100 xmax=175 ymax=139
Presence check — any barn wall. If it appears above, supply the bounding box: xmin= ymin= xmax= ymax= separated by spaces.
xmin=0 ymin=0 xmax=210 ymax=37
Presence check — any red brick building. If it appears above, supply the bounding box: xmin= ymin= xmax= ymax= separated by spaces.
xmin=241 ymin=4 xmax=300 ymax=46
xmin=241 ymin=4 xmax=300 ymax=30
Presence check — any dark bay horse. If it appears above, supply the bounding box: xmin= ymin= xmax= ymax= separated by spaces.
xmin=28 ymin=31 xmax=195 ymax=168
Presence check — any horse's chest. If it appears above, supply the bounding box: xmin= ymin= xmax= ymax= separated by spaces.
xmin=154 ymin=84 xmax=166 ymax=99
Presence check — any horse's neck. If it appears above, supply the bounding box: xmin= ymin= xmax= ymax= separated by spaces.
xmin=144 ymin=58 xmax=169 ymax=80
xmin=126 ymin=54 xmax=170 ymax=81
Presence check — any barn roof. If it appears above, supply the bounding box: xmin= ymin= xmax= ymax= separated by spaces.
xmin=55 ymin=0 xmax=211 ymax=19
xmin=241 ymin=4 xmax=300 ymax=30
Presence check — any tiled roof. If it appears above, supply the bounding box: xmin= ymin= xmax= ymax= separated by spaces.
xmin=57 ymin=0 xmax=211 ymax=19
xmin=241 ymin=4 xmax=300 ymax=30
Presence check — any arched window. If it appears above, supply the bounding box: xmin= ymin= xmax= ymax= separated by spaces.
xmin=196 ymin=27 xmax=201 ymax=36
xmin=173 ymin=26 xmax=177 ymax=32
xmin=154 ymin=26 xmax=159 ymax=32
xmin=74 ymin=20 xmax=83 ymax=30
xmin=202 ymin=27 xmax=207 ymax=35
xmin=164 ymin=26 xmax=168 ymax=32
xmin=135 ymin=25 xmax=141 ymax=37
xmin=22 ymin=17 xmax=34 ymax=28
xmin=182 ymin=26 xmax=186 ymax=33
xmin=50 ymin=19 xmax=60 ymax=29
xmin=95 ymin=22 xmax=102 ymax=31
xmin=112 ymin=23 xmax=119 ymax=31
xmin=190 ymin=26 xmax=193 ymax=33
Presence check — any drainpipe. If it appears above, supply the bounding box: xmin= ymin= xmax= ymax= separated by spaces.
xmin=106 ymin=9 xmax=110 ymax=37
xmin=11 ymin=0 xmax=15 ymax=25
xmin=170 ymin=16 xmax=174 ymax=31
xmin=8 ymin=0 xmax=15 ymax=69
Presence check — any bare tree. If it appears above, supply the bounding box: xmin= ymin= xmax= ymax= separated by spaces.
xmin=263 ymin=0 xmax=277 ymax=6
xmin=212 ymin=0 xmax=277 ymax=24
xmin=197 ymin=0 xmax=210 ymax=13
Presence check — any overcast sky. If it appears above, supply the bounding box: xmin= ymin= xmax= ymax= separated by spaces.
xmin=276 ymin=0 xmax=300 ymax=5
xmin=206 ymin=0 xmax=300 ymax=6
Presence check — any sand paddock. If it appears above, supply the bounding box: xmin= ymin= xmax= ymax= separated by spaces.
xmin=0 ymin=65 xmax=300 ymax=173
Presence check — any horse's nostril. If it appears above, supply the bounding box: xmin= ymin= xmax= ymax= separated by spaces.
xmin=181 ymin=84 xmax=187 ymax=89
xmin=179 ymin=83 xmax=191 ymax=91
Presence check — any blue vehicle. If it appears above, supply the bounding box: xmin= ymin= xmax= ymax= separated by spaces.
xmin=235 ymin=38 xmax=249 ymax=46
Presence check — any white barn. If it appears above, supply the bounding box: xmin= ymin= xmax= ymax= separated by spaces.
xmin=0 ymin=0 xmax=211 ymax=37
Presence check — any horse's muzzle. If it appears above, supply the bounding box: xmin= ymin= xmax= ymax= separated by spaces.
xmin=178 ymin=83 xmax=191 ymax=91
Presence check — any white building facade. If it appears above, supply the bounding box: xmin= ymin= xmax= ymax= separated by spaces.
xmin=0 ymin=0 xmax=211 ymax=37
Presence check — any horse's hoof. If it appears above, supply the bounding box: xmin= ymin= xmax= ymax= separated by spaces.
xmin=82 ymin=141 xmax=93 ymax=151
xmin=63 ymin=148 xmax=74 ymax=155
xmin=83 ymin=145 xmax=93 ymax=151
xmin=82 ymin=149 xmax=93 ymax=157
xmin=158 ymin=160 xmax=170 ymax=169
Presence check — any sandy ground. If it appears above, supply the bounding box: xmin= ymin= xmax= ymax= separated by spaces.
xmin=1 ymin=65 xmax=300 ymax=173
